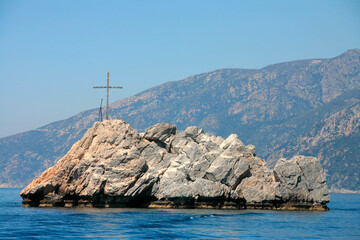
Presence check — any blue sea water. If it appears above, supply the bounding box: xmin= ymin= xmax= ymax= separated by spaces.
xmin=0 ymin=189 xmax=359 ymax=239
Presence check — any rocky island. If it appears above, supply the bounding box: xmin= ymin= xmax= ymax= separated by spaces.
xmin=20 ymin=120 xmax=330 ymax=210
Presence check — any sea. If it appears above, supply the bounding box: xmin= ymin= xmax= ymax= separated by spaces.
xmin=0 ymin=189 xmax=359 ymax=239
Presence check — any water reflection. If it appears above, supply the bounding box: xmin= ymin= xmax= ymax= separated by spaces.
xmin=1 ymin=190 xmax=359 ymax=239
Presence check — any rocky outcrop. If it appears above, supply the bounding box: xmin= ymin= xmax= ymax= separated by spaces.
xmin=20 ymin=120 xmax=330 ymax=210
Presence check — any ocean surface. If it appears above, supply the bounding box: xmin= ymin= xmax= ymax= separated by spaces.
xmin=0 ymin=189 xmax=359 ymax=239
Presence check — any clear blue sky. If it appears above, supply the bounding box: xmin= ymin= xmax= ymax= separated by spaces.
xmin=0 ymin=0 xmax=359 ymax=138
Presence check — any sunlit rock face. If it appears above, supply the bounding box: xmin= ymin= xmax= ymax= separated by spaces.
xmin=20 ymin=120 xmax=330 ymax=210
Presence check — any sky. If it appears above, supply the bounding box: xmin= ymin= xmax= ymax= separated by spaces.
xmin=0 ymin=0 xmax=359 ymax=138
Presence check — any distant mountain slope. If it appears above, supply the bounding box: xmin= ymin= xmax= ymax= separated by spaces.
xmin=0 ymin=110 xmax=97 ymax=187
xmin=265 ymin=90 xmax=360 ymax=191
xmin=1 ymin=49 xmax=359 ymax=190
xmin=111 ymin=49 xmax=360 ymax=132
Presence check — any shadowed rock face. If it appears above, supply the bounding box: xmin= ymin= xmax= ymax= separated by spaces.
xmin=20 ymin=120 xmax=330 ymax=210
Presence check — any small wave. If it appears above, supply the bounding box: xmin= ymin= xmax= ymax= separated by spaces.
xmin=330 ymin=208 xmax=359 ymax=211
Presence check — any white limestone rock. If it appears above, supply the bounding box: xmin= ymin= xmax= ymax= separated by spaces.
xmin=20 ymin=120 xmax=330 ymax=210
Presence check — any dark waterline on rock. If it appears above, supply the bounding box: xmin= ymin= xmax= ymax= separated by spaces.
xmin=1 ymin=189 xmax=360 ymax=239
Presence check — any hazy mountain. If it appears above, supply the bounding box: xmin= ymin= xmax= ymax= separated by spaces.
xmin=1 ymin=49 xmax=359 ymax=190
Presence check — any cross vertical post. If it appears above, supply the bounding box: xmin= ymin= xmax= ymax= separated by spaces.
xmin=107 ymin=72 xmax=109 ymax=120
xmin=93 ymin=72 xmax=123 ymax=120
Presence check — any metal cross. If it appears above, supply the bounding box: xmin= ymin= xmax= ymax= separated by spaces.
xmin=93 ymin=72 xmax=123 ymax=120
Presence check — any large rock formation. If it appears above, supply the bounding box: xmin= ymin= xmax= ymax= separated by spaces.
xmin=20 ymin=120 xmax=330 ymax=210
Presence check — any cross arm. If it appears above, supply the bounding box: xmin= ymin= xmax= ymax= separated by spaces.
xmin=93 ymin=86 xmax=123 ymax=88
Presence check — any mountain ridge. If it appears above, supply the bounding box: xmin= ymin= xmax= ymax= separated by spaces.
xmin=1 ymin=49 xmax=359 ymax=190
